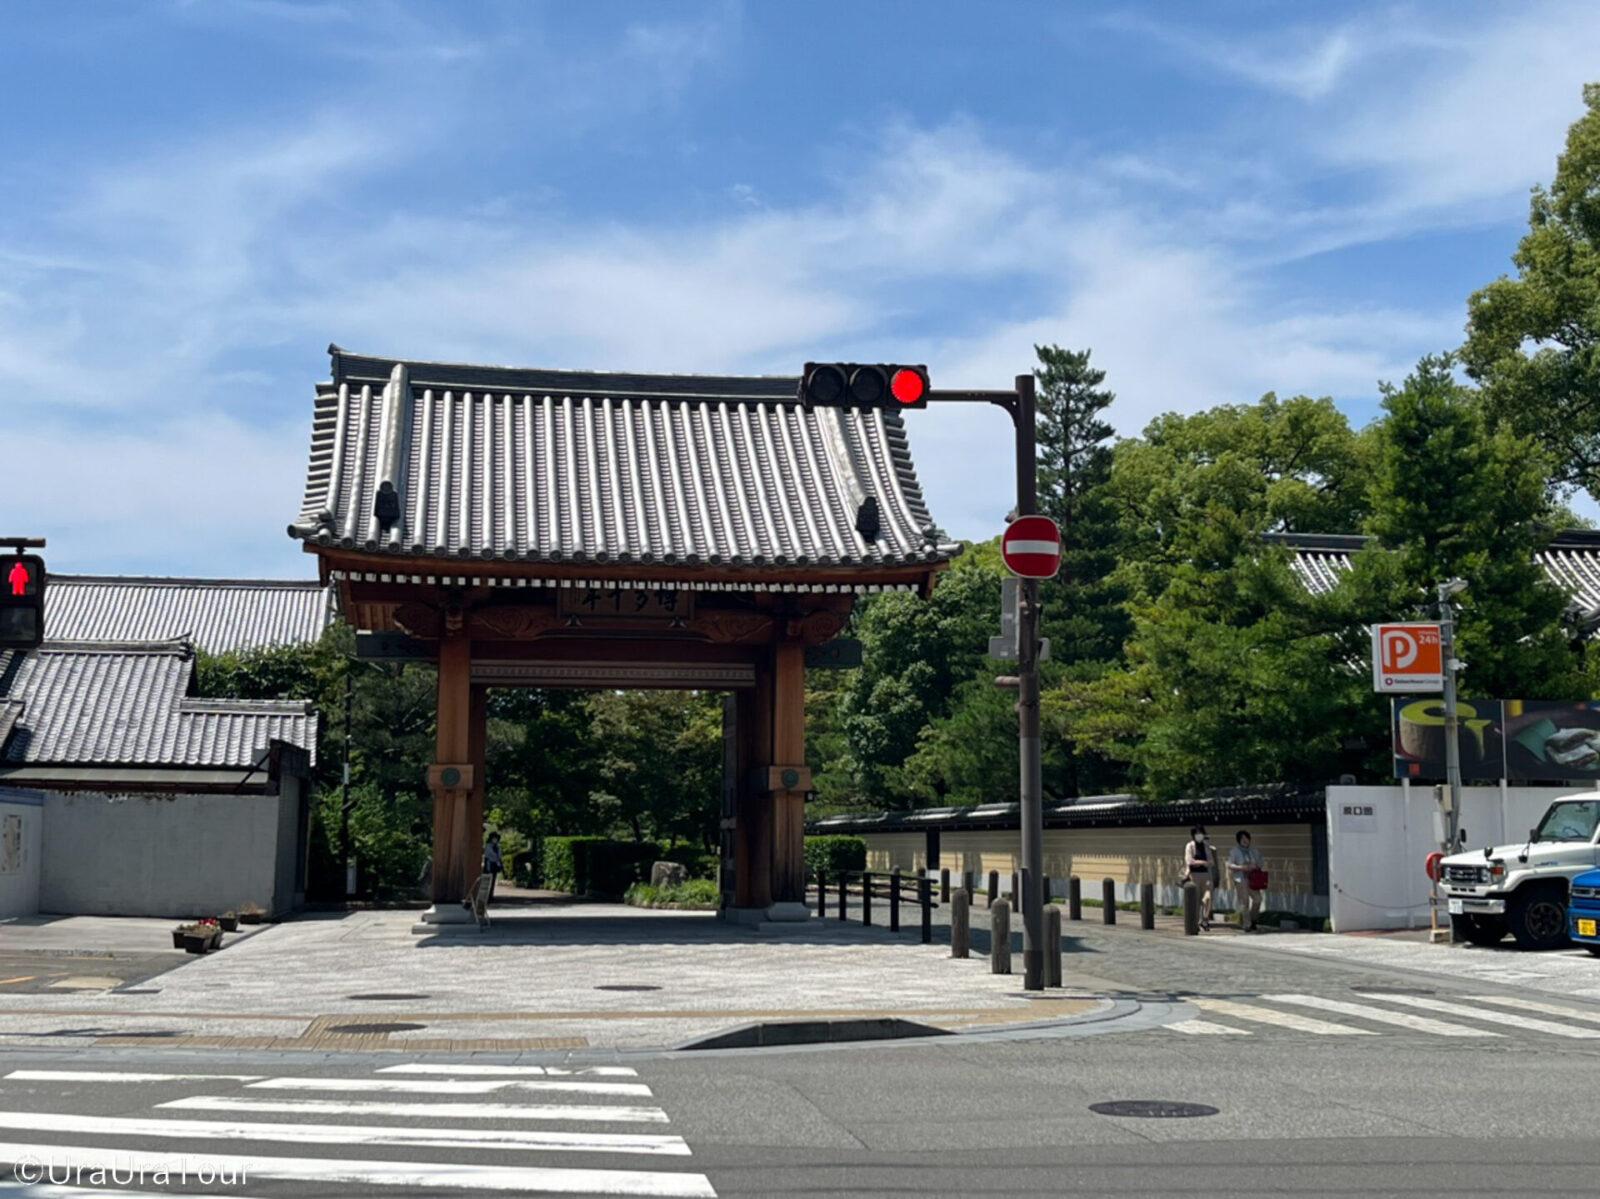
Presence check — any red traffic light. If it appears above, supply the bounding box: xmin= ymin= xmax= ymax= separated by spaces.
xmin=890 ymin=368 xmax=927 ymax=406
xmin=0 ymin=552 xmax=45 ymax=649
xmin=7 ymin=559 xmax=37 ymax=597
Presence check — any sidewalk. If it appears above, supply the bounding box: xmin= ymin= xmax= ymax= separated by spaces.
xmin=0 ymin=902 xmax=1107 ymax=1054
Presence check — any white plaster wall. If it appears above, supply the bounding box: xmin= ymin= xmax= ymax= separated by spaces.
xmin=1325 ymin=783 xmax=1597 ymax=932
xmin=0 ymin=792 xmax=43 ymax=918
xmin=40 ymin=791 xmax=290 ymax=919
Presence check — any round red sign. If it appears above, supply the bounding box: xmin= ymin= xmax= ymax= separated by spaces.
xmin=1001 ymin=515 xmax=1061 ymax=579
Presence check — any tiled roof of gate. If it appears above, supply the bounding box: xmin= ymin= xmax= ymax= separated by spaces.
xmin=1266 ymin=530 xmax=1600 ymax=615
xmin=0 ymin=640 xmax=317 ymax=768
xmin=288 ymin=347 xmax=959 ymax=572
xmin=46 ymin=576 xmax=331 ymax=655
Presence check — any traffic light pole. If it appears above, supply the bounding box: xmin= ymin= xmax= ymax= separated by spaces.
xmin=925 ymin=378 xmax=1046 ymax=991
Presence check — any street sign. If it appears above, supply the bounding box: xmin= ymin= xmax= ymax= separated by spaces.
xmin=1001 ymin=515 xmax=1061 ymax=579
xmin=988 ymin=577 xmax=1049 ymax=660
xmin=1371 ymin=622 xmax=1443 ymax=693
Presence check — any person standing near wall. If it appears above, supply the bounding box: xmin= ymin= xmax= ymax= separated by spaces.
xmin=1184 ymin=826 xmax=1217 ymax=931
xmin=483 ymin=832 xmax=504 ymax=903
xmin=1228 ymin=830 xmax=1265 ymax=932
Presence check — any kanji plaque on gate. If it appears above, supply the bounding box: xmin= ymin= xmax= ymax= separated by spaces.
xmin=557 ymin=586 xmax=695 ymax=621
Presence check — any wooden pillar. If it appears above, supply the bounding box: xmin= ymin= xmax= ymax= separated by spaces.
xmin=733 ymin=659 xmax=772 ymax=911
xmin=769 ymin=639 xmax=808 ymax=906
xmin=428 ymin=628 xmax=474 ymax=905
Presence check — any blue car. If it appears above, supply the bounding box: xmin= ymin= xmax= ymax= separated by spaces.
xmin=1570 ymin=869 xmax=1600 ymax=956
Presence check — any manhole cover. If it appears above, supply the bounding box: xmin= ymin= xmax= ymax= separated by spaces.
xmin=1090 ymin=1100 xmax=1219 ymax=1119
xmin=326 ymin=1022 xmax=426 ymax=1035
xmin=347 ymin=993 xmax=431 ymax=1001
xmin=595 ymin=985 xmax=662 ymax=992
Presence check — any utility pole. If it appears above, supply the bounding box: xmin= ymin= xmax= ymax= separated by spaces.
xmin=1013 ymin=374 xmax=1045 ymax=992
xmin=341 ymin=669 xmax=354 ymax=899
xmin=1438 ymin=579 xmax=1468 ymax=852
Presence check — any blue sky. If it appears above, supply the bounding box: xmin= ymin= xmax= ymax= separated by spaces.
xmin=3 ymin=1 xmax=1596 ymax=576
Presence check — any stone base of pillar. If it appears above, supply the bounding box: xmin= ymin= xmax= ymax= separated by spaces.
xmin=763 ymin=901 xmax=811 ymax=923
xmin=411 ymin=902 xmax=477 ymax=935
xmin=721 ymin=907 xmax=769 ymax=926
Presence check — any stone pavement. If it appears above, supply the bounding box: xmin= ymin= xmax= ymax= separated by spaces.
xmin=0 ymin=903 xmax=1106 ymax=1054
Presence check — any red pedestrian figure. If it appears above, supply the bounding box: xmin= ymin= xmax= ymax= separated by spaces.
xmin=7 ymin=561 xmax=30 ymax=597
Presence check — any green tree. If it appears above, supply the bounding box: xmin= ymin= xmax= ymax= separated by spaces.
xmin=1361 ymin=355 xmax=1583 ymax=698
xmin=1463 ymin=84 xmax=1600 ymax=498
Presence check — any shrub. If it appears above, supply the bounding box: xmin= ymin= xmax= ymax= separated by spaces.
xmin=541 ymin=837 xmax=661 ymax=897
xmin=804 ymin=835 xmax=866 ymax=875
xmin=624 ymin=879 xmax=721 ymax=910
xmin=659 ymin=844 xmax=719 ymax=880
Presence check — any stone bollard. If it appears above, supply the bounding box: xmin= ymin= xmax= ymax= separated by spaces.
xmin=1045 ymin=903 xmax=1062 ymax=987
xmin=1102 ymin=878 xmax=1116 ymax=924
xmin=940 ymin=868 xmax=951 ymax=904
xmin=890 ymin=867 xmax=901 ymax=932
xmin=987 ymin=870 xmax=999 ymax=909
xmin=952 ymin=888 xmax=971 ymax=958
xmin=1068 ymin=876 xmax=1082 ymax=921
xmin=919 ymin=875 xmax=932 ymax=944
xmin=1140 ymin=882 xmax=1155 ymax=930
xmin=1011 ymin=870 xmax=1021 ymax=909
xmin=1183 ymin=881 xmax=1200 ymax=935
xmin=817 ymin=870 xmax=827 ymax=918
xmin=990 ymin=898 xmax=1012 ymax=974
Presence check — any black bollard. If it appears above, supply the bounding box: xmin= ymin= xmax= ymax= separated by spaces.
xmin=952 ymin=888 xmax=971 ymax=958
xmin=890 ymin=867 xmax=901 ymax=932
xmin=940 ymin=868 xmax=951 ymax=904
xmin=838 ymin=871 xmax=848 ymax=921
xmin=963 ymin=870 xmax=975 ymax=901
xmin=1140 ymin=882 xmax=1155 ymax=930
xmin=990 ymin=898 xmax=1012 ymax=975
xmin=817 ymin=870 xmax=827 ymax=918
xmin=920 ymin=875 xmax=932 ymax=944
xmin=1042 ymin=874 xmax=1051 ymax=906
xmin=1011 ymin=870 xmax=1021 ymax=910
xmin=1102 ymin=878 xmax=1116 ymax=925
xmin=1183 ymin=881 xmax=1200 ymax=935
xmin=1045 ymin=903 xmax=1062 ymax=987
xmin=863 ymin=872 xmax=872 ymax=926
xmin=1068 ymin=876 xmax=1082 ymax=921
xmin=987 ymin=870 xmax=999 ymax=909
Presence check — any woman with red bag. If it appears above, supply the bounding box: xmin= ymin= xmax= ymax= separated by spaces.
xmin=1228 ymin=830 xmax=1267 ymax=932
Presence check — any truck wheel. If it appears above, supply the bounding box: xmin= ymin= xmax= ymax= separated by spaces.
xmin=1450 ymin=914 xmax=1507 ymax=946
xmin=1508 ymin=889 xmax=1570 ymax=950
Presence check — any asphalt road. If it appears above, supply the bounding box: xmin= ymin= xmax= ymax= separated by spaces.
xmin=1 ymin=924 xmax=1598 ymax=1197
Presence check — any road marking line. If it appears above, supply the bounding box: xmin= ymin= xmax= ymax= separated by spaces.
xmin=1164 ymin=1019 xmax=1250 ymax=1035
xmin=1467 ymin=994 xmax=1600 ymax=1025
xmin=5 ymin=1070 xmax=263 ymax=1083
xmin=1265 ymin=994 xmax=1501 ymax=1038
xmin=0 ymin=1188 xmax=273 ymax=1199
xmin=377 ymin=1063 xmax=639 ymax=1077
xmin=0 ymin=1110 xmax=690 ymax=1156
xmin=1351 ymin=992 xmax=1600 ymax=1038
xmin=0 ymin=978 xmax=34 ymax=987
xmin=161 ymin=1096 xmax=672 ymax=1124
xmin=0 ymin=1143 xmax=716 ymax=1196
xmin=1191 ymin=998 xmax=1376 ymax=1035
xmin=248 ymin=1076 xmax=650 ymax=1097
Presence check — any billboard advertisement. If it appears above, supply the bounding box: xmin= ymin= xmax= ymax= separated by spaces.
xmin=1393 ymin=698 xmax=1600 ymax=782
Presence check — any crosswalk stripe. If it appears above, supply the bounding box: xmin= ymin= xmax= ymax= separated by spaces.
xmin=162 ymin=1095 xmax=672 ymax=1124
xmin=1190 ymin=998 xmax=1376 ymax=1035
xmin=377 ymin=1064 xmax=639 ymax=1077
xmin=5 ymin=1071 xmax=263 ymax=1084
xmin=1265 ymin=994 xmax=1501 ymax=1038
xmin=0 ymin=1143 xmax=717 ymax=1196
xmin=247 ymin=1076 xmax=651 ymax=1097
xmin=1467 ymin=994 xmax=1600 ymax=1026
xmin=0 ymin=1110 xmax=692 ymax=1156
xmin=1164 ymin=1019 xmax=1249 ymax=1035
xmin=1352 ymin=992 xmax=1600 ymax=1038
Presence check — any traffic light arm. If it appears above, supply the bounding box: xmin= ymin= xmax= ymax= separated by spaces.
xmin=924 ymin=389 xmax=1021 ymax=422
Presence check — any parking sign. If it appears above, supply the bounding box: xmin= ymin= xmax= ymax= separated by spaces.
xmin=1371 ymin=623 xmax=1443 ymax=693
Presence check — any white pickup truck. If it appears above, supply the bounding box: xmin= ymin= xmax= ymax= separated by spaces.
xmin=1437 ymin=793 xmax=1600 ymax=950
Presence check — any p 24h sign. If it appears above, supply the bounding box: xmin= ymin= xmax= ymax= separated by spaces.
xmin=1371 ymin=622 xmax=1443 ymax=693
xmin=1001 ymin=515 xmax=1061 ymax=579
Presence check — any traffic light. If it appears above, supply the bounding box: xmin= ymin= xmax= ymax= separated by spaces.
xmin=0 ymin=554 xmax=45 ymax=649
xmin=800 ymin=363 xmax=930 ymax=410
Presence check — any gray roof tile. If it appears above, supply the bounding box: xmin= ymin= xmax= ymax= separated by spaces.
xmin=0 ymin=640 xmax=317 ymax=768
xmin=46 ymin=576 xmax=331 ymax=655
xmin=288 ymin=349 xmax=958 ymax=572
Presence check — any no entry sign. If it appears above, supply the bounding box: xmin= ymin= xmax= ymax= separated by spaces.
xmin=1001 ymin=515 xmax=1061 ymax=579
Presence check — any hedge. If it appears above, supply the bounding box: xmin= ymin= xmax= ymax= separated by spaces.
xmin=540 ymin=837 xmax=661 ymax=897
xmin=659 ymin=844 xmax=719 ymax=880
xmin=804 ymin=835 xmax=867 ymax=875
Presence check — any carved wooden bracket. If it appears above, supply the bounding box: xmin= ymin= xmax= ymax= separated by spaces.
xmin=695 ymin=612 xmax=775 ymax=645
xmin=394 ymin=602 xmax=441 ymax=639
xmin=785 ymin=610 xmax=848 ymax=645
xmin=469 ymin=606 xmax=568 ymax=641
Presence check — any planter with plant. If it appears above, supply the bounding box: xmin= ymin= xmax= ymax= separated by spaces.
xmin=175 ymin=918 xmax=223 ymax=954
xmin=237 ymin=903 xmax=267 ymax=925
xmin=218 ymin=911 xmax=238 ymax=932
